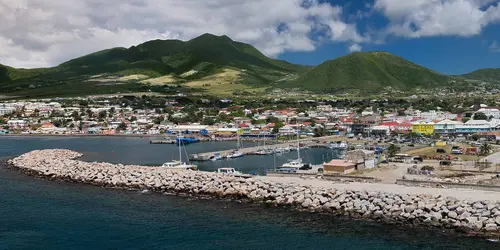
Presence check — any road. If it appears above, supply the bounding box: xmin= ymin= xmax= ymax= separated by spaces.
xmin=484 ymin=150 xmax=500 ymax=164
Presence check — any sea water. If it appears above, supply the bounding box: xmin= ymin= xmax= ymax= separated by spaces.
xmin=0 ymin=136 xmax=498 ymax=249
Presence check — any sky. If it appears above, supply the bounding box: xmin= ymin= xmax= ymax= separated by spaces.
xmin=0 ymin=0 xmax=499 ymax=75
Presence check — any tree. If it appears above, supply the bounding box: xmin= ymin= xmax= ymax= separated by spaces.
xmin=202 ymin=117 xmax=216 ymax=125
xmin=480 ymin=143 xmax=492 ymax=156
xmin=117 ymin=122 xmax=127 ymax=131
xmin=387 ymin=144 xmax=401 ymax=157
xmin=272 ymin=121 xmax=284 ymax=134
xmin=473 ymin=112 xmax=488 ymax=120
xmin=313 ymin=127 xmax=326 ymax=137
xmin=397 ymin=110 xmax=405 ymax=116
xmin=98 ymin=110 xmax=107 ymax=121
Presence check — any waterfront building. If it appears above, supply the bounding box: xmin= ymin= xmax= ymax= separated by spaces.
xmin=322 ymin=160 xmax=356 ymax=174
xmin=434 ymin=119 xmax=462 ymax=134
xmin=411 ymin=121 xmax=435 ymax=135
xmin=455 ymin=120 xmax=491 ymax=134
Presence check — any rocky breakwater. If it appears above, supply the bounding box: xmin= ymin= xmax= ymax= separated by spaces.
xmin=8 ymin=149 xmax=500 ymax=237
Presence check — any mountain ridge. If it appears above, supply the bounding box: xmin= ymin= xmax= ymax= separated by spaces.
xmin=1 ymin=34 xmax=499 ymax=97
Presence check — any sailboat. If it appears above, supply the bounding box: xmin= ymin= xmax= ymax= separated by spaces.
xmin=279 ymin=123 xmax=309 ymax=169
xmin=162 ymin=135 xmax=197 ymax=170
xmin=226 ymin=129 xmax=244 ymax=158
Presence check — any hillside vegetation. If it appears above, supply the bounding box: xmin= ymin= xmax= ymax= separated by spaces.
xmin=280 ymin=52 xmax=451 ymax=93
xmin=461 ymin=68 xmax=500 ymax=83
xmin=1 ymin=34 xmax=498 ymax=98
xmin=0 ymin=34 xmax=308 ymax=97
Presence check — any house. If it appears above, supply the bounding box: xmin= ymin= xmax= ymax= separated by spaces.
xmin=434 ymin=119 xmax=462 ymax=134
xmin=476 ymin=108 xmax=500 ymax=119
xmin=366 ymin=125 xmax=390 ymax=136
xmin=278 ymin=125 xmax=296 ymax=135
xmin=344 ymin=149 xmax=377 ymax=170
xmin=411 ymin=121 xmax=434 ymax=135
xmin=7 ymin=119 xmax=27 ymax=128
xmin=380 ymin=121 xmax=412 ymax=133
xmin=322 ymin=160 xmax=356 ymax=174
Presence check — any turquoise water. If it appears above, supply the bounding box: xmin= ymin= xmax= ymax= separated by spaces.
xmin=0 ymin=136 xmax=498 ymax=249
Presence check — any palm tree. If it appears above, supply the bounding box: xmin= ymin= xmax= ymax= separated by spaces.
xmin=480 ymin=143 xmax=492 ymax=156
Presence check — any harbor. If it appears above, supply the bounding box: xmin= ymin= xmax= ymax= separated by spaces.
xmin=188 ymin=135 xmax=344 ymax=161
xmin=8 ymin=149 xmax=500 ymax=238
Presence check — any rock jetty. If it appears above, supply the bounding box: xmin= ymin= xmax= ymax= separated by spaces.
xmin=8 ymin=149 xmax=500 ymax=236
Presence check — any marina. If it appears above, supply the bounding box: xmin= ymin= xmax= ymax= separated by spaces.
xmin=189 ymin=135 xmax=344 ymax=161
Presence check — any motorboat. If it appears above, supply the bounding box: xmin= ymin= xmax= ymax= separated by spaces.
xmin=217 ymin=168 xmax=252 ymax=178
xmin=226 ymin=150 xmax=244 ymax=158
xmin=279 ymin=158 xmax=308 ymax=169
xmin=329 ymin=141 xmax=348 ymax=150
xmin=210 ymin=152 xmax=222 ymax=161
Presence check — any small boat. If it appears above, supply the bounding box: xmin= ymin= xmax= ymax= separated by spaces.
xmin=279 ymin=158 xmax=309 ymax=169
xmin=226 ymin=150 xmax=244 ymax=158
xmin=329 ymin=141 xmax=348 ymax=150
xmin=162 ymin=160 xmax=197 ymax=170
xmin=217 ymin=168 xmax=252 ymax=178
xmin=210 ymin=152 xmax=222 ymax=161
xmin=162 ymin=135 xmax=197 ymax=170
xmin=254 ymin=149 xmax=268 ymax=155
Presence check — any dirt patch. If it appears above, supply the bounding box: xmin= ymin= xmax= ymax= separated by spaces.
xmin=140 ymin=75 xmax=178 ymax=85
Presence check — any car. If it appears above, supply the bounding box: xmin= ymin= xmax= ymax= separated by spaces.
xmin=436 ymin=148 xmax=446 ymax=153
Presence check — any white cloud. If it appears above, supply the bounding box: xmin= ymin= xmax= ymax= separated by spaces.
xmin=374 ymin=0 xmax=500 ymax=38
xmin=0 ymin=0 xmax=364 ymax=68
xmin=348 ymin=43 xmax=362 ymax=52
xmin=490 ymin=40 xmax=500 ymax=52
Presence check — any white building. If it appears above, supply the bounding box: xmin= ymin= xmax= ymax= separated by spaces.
xmin=7 ymin=120 xmax=27 ymax=128
xmin=476 ymin=108 xmax=500 ymax=119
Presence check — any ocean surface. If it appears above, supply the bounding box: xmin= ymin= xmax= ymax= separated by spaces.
xmin=0 ymin=136 xmax=498 ymax=249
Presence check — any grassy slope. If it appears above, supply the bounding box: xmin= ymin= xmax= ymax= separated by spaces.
xmin=461 ymin=68 xmax=500 ymax=83
xmin=282 ymin=52 xmax=450 ymax=93
xmin=1 ymin=34 xmax=308 ymax=96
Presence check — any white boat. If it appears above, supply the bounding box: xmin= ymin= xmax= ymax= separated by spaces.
xmin=210 ymin=152 xmax=222 ymax=161
xmin=161 ymin=136 xmax=197 ymax=170
xmin=161 ymin=160 xmax=197 ymax=170
xmin=279 ymin=123 xmax=308 ymax=169
xmin=226 ymin=150 xmax=244 ymax=158
xmin=329 ymin=141 xmax=348 ymax=150
xmin=217 ymin=168 xmax=252 ymax=178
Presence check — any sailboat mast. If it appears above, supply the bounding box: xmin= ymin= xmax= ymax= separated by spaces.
xmin=179 ymin=135 xmax=182 ymax=162
xmin=297 ymin=122 xmax=300 ymax=160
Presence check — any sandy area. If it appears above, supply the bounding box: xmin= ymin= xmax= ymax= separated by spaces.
xmin=180 ymin=70 xmax=198 ymax=77
xmin=118 ymin=74 xmax=149 ymax=81
xmin=140 ymin=75 xmax=178 ymax=85
xmin=257 ymin=175 xmax=500 ymax=202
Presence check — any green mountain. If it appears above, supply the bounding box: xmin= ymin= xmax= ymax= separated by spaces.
xmin=0 ymin=33 xmax=308 ymax=96
xmin=1 ymin=34 xmax=497 ymax=98
xmin=461 ymin=68 xmax=500 ymax=83
xmin=280 ymin=51 xmax=451 ymax=93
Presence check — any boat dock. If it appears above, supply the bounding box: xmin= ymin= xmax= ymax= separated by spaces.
xmin=189 ymin=135 xmax=341 ymax=161
xmin=150 ymin=139 xmax=176 ymax=144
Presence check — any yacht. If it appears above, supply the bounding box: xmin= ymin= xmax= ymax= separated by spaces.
xmin=226 ymin=150 xmax=244 ymax=158
xmin=329 ymin=141 xmax=348 ymax=150
xmin=162 ymin=136 xmax=197 ymax=170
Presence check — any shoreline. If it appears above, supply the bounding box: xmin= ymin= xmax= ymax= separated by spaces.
xmin=7 ymin=149 xmax=500 ymax=239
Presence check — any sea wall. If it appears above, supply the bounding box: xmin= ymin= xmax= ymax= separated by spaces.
xmin=8 ymin=149 xmax=500 ymax=236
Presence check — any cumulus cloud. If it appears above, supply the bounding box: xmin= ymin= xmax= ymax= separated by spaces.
xmin=0 ymin=0 xmax=364 ymax=68
xmin=348 ymin=43 xmax=362 ymax=52
xmin=374 ymin=0 xmax=500 ymax=38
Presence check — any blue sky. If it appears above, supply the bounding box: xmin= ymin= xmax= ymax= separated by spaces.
xmin=278 ymin=0 xmax=500 ymax=75
xmin=1 ymin=0 xmax=499 ymax=75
